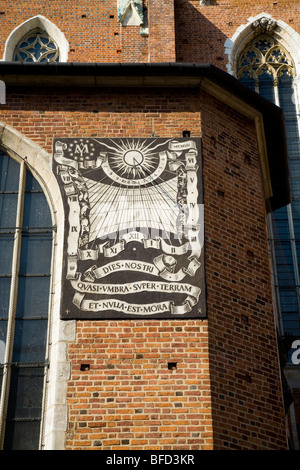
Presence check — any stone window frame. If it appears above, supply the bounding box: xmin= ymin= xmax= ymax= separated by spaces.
xmin=226 ymin=13 xmax=300 ymax=333
xmin=225 ymin=12 xmax=300 ymax=77
xmin=0 ymin=122 xmax=74 ymax=450
xmin=2 ymin=15 xmax=69 ymax=62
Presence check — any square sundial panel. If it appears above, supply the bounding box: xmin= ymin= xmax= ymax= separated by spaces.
xmin=53 ymin=137 xmax=206 ymax=319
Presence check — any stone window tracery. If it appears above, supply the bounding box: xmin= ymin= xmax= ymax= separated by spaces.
xmin=13 ymin=28 xmax=59 ymax=63
xmin=237 ymin=34 xmax=295 ymax=94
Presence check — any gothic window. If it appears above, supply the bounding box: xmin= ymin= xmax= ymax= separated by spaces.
xmin=13 ymin=28 xmax=59 ymax=63
xmin=0 ymin=150 xmax=53 ymax=449
xmin=237 ymin=33 xmax=300 ymax=345
xmin=237 ymin=35 xmax=294 ymax=97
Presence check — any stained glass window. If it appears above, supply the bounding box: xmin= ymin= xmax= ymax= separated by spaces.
xmin=0 ymin=150 xmax=53 ymax=449
xmin=237 ymin=35 xmax=294 ymax=93
xmin=13 ymin=28 xmax=59 ymax=63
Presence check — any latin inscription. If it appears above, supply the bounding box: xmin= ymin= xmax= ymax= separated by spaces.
xmin=53 ymin=137 xmax=206 ymax=319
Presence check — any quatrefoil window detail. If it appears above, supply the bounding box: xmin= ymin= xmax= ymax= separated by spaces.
xmin=14 ymin=29 xmax=59 ymax=63
xmin=237 ymin=35 xmax=294 ymax=84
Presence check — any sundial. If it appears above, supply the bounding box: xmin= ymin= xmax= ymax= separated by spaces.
xmin=53 ymin=137 xmax=206 ymax=319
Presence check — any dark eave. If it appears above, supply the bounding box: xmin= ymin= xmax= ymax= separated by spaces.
xmin=0 ymin=61 xmax=290 ymax=212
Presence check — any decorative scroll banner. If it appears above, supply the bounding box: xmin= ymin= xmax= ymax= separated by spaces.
xmin=53 ymin=137 xmax=206 ymax=319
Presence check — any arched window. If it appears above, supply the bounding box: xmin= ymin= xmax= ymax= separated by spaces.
xmin=3 ymin=15 xmax=69 ymax=62
xmin=0 ymin=150 xmax=53 ymax=449
xmin=13 ymin=28 xmax=59 ymax=63
xmin=237 ymin=34 xmax=295 ymax=101
xmin=236 ymin=28 xmax=300 ymax=348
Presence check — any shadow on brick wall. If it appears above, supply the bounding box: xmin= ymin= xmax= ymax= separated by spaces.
xmin=175 ymin=0 xmax=228 ymax=70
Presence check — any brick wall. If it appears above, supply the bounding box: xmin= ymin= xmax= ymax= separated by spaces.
xmin=0 ymin=0 xmax=295 ymax=451
xmin=0 ymin=83 xmax=288 ymax=449
xmin=0 ymin=0 xmax=149 ymax=63
xmin=148 ymin=0 xmax=176 ymax=62
xmin=0 ymin=0 xmax=178 ymax=63
xmin=201 ymin=91 xmax=287 ymax=449
xmin=175 ymin=0 xmax=300 ymax=68
xmin=2 ymin=82 xmax=289 ymax=448
xmin=1 ymin=87 xmax=210 ymax=451
xmin=65 ymin=320 xmax=212 ymax=450
xmin=2 ymin=1 xmax=300 ymax=66
xmin=2 ymin=86 xmax=201 ymax=152
xmin=3 ymin=0 xmax=300 ymax=66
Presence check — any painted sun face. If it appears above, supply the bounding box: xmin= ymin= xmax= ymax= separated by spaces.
xmin=122 ymin=149 xmax=144 ymax=175
xmin=117 ymin=149 xmax=148 ymax=179
xmin=98 ymin=139 xmax=168 ymax=180
xmin=123 ymin=149 xmax=144 ymax=166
